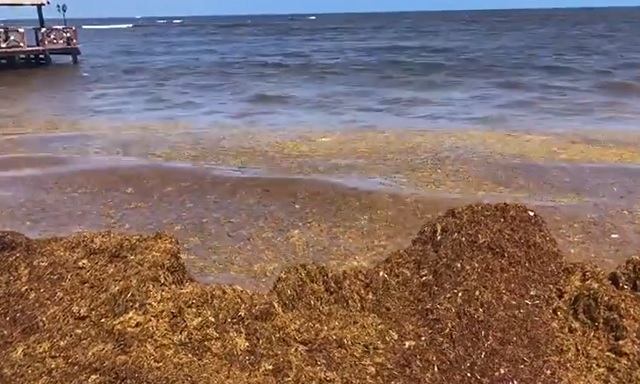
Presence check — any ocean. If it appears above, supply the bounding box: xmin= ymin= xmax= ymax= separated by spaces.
xmin=2 ymin=7 xmax=640 ymax=132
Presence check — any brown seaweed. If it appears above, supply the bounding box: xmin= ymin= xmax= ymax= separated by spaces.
xmin=2 ymin=203 xmax=639 ymax=383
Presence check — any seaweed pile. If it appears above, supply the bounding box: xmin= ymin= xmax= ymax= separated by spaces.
xmin=2 ymin=203 xmax=640 ymax=383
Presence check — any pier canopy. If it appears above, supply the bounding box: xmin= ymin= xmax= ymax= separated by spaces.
xmin=0 ymin=0 xmax=49 ymax=5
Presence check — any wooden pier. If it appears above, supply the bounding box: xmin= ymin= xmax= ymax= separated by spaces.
xmin=0 ymin=0 xmax=80 ymax=67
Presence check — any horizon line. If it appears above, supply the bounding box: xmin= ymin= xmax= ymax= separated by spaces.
xmin=3 ymin=4 xmax=639 ymax=20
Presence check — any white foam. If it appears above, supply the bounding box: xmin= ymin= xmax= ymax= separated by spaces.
xmin=0 ymin=155 xmax=148 ymax=178
xmin=82 ymin=24 xmax=133 ymax=30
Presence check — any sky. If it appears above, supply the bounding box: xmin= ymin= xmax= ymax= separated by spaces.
xmin=1 ymin=0 xmax=639 ymax=19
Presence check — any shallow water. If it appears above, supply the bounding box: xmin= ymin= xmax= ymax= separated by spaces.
xmin=0 ymin=155 xmax=442 ymax=288
xmin=482 ymin=159 xmax=640 ymax=204
xmin=1 ymin=153 xmax=639 ymax=289
xmin=2 ymin=8 xmax=640 ymax=131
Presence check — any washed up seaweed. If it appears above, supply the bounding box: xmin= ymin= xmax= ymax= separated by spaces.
xmin=1 ymin=203 xmax=639 ymax=383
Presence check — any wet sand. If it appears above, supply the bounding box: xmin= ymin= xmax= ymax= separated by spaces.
xmin=2 ymin=125 xmax=640 ymax=290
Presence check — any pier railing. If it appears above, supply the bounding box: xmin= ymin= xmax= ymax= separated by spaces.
xmin=0 ymin=27 xmax=27 ymax=49
xmin=0 ymin=24 xmax=80 ymax=66
xmin=38 ymin=26 xmax=78 ymax=49
xmin=1 ymin=25 xmax=78 ymax=50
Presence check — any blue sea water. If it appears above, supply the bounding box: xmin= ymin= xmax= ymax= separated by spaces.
xmin=2 ymin=8 xmax=640 ymax=132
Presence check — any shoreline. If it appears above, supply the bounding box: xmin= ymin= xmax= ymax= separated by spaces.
xmin=3 ymin=122 xmax=640 ymax=202
xmin=4 ymin=120 xmax=640 ymax=163
xmin=1 ymin=123 xmax=640 ymax=288
xmin=1 ymin=122 xmax=640 ymax=289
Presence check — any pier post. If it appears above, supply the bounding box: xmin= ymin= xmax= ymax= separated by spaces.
xmin=37 ymin=5 xmax=45 ymax=28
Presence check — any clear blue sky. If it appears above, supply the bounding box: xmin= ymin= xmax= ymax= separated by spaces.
xmin=1 ymin=0 xmax=639 ymax=19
